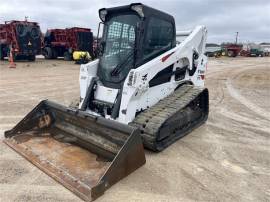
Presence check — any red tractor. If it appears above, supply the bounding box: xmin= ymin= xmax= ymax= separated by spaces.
xmin=221 ymin=44 xmax=243 ymax=57
xmin=0 ymin=20 xmax=42 ymax=61
xmin=42 ymin=27 xmax=93 ymax=60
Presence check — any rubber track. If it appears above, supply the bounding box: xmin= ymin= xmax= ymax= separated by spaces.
xmin=130 ymin=84 xmax=208 ymax=151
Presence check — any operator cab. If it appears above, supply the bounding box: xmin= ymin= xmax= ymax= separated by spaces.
xmin=97 ymin=3 xmax=176 ymax=89
xmin=81 ymin=3 xmax=176 ymax=119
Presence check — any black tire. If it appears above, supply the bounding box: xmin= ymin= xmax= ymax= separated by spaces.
xmin=44 ymin=47 xmax=53 ymax=59
xmin=64 ymin=51 xmax=72 ymax=61
xmin=0 ymin=44 xmax=4 ymax=60
xmin=227 ymin=50 xmax=234 ymax=57
xmin=52 ymin=49 xmax=58 ymax=59
xmin=28 ymin=55 xmax=36 ymax=61
xmin=30 ymin=27 xmax=40 ymax=39
xmin=17 ymin=24 xmax=26 ymax=37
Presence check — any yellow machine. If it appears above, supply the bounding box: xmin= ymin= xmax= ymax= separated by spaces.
xmin=73 ymin=51 xmax=91 ymax=64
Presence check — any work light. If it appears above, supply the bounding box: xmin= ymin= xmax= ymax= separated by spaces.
xmin=131 ymin=4 xmax=144 ymax=18
xmin=99 ymin=9 xmax=107 ymax=22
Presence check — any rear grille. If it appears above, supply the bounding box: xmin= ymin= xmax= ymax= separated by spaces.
xmin=77 ymin=32 xmax=93 ymax=52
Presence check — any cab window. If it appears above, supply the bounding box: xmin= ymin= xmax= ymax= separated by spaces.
xmin=143 ymin=17 xmax=174 ymax=60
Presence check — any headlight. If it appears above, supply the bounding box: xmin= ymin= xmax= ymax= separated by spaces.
xmin=131 ymin=4 xmax=144 ymax=18
xmin=99 ymin=9 xmax=107 ymax=22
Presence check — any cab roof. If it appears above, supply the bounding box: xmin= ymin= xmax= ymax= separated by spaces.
xmin=99 ymin=3 xmax=175 ymax=24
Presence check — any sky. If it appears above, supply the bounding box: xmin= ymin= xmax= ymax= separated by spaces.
xmin=0 ymin=0 xmax=269 ymax=44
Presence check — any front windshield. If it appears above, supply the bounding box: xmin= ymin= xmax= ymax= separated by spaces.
xmin=98 ymin=14 xmax=140 ymax=86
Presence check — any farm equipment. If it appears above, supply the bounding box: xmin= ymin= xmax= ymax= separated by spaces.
xmin=0 ymin=20 xmax=41 ymax=61
xmin=205 ymin=43 xmax=222 ymax=57
xmin=260 ymin=43 xmax=270 ymax=56
xmin=240 ymin=43 xmax=265 ymax=57
xmin=221 ymin=43 xmax=242 ymax=57
xmin=4 ymin=3 xmax=209 ymax=201
xmin=249 ymin=48 xmax=264 ymax=57
xmin=73 ymin=51 xmax=91 ymax=64
xmin=42 ymin=27 xmax=93 ymax=61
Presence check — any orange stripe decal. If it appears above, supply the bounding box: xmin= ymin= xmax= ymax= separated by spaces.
xmin=161 ymin=52 xmax=174 ymax=62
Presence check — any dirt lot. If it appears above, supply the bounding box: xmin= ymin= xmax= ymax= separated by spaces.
xmin=0 ymin=57 xmax=269 ymax=202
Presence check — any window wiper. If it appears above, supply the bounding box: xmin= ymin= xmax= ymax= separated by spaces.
xmin=110 ymin=51 xmax=134 ymax=76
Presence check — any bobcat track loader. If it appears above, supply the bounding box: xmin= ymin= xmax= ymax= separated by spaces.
xmin=4 ymin=3 xmax=209 ymax=201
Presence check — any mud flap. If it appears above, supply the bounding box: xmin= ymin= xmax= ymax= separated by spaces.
xmin=4 ymin=100 xmax=146 ymax=201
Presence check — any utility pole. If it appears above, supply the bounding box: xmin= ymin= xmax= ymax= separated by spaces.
xmin=25 ymin=16 xmax=29 ymax=22
xmin=235 ymin=32 xmax=239 ymax=44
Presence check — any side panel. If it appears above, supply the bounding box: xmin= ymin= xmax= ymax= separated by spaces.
xmin=79 ymin=59 xmax=99 ymax=100
xmin=95 ymin=85 xmax=119 ymax=104
xmin=191 ymin=54 xmax=207 ymax=87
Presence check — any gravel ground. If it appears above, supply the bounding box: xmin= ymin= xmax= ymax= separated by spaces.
xmin=0 ymin=57 xmax=269 ymax=202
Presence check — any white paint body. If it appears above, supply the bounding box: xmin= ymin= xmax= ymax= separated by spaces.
xmin=79 ymin=26 xmax=208 ymax=124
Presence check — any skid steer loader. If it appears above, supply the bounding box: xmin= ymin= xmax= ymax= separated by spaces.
xmin=4 ymin=3 xmax=209 ymax=201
